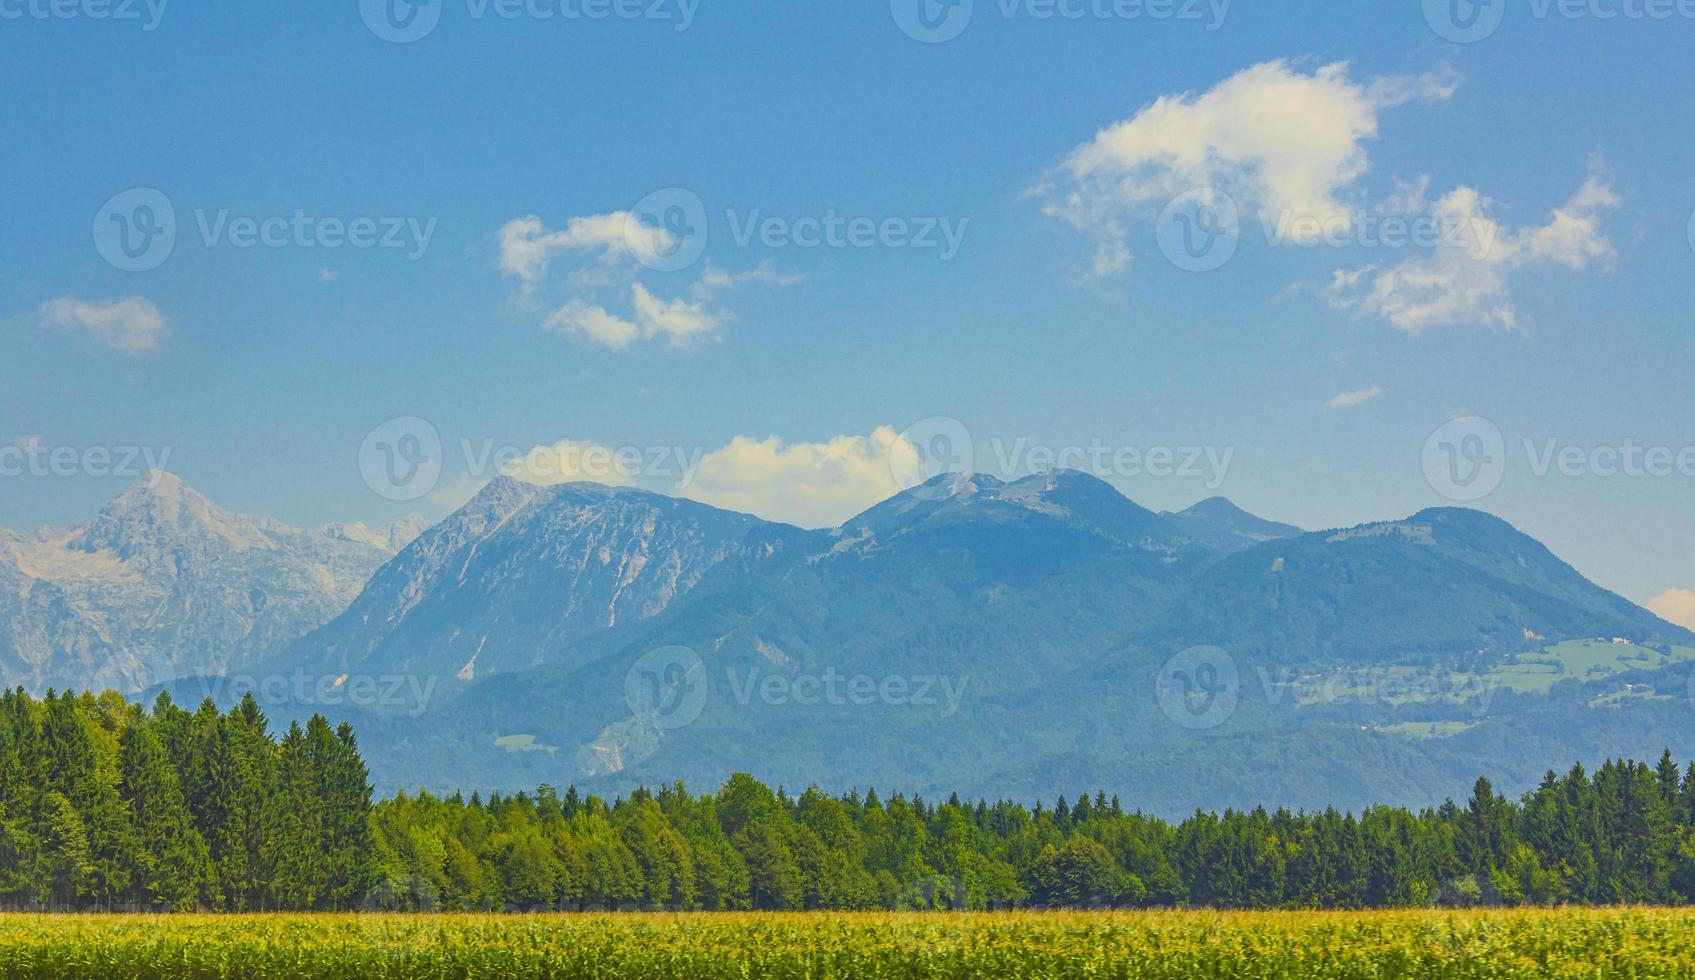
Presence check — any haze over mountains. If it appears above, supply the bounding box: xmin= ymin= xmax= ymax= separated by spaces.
xmin=0 ymin=473 xmax=421 ymax=694
xmin=14 ymin=470 xmax=1694 ymax=814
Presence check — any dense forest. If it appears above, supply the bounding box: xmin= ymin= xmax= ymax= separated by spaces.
xmin=6 ymin=688 xmax=1695 ymax=911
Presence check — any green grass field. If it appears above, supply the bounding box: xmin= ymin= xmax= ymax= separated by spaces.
xmin=4 ymin=909 xmax=1695 ymax=978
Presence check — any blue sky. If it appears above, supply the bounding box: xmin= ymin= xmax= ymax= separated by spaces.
xmin=2 ymin=1 xmax=1694 ymax=616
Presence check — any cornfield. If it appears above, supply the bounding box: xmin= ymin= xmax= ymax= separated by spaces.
xmin=3 ymin=909 xmax=1694 ymax=978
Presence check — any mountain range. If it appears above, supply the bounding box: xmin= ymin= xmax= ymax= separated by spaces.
xmin=19 ymin=470 xmax=1693 ymax=815
xmin=0 ymin=473 xmax=421 ymax=694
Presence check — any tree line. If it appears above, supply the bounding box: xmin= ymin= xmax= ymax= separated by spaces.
xmin=6 ymin=687 xmax=1695 ymax=911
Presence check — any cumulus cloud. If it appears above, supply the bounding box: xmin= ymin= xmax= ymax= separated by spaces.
xmin=37 ymin=296 xmax=167 ymax=353
xmin=1649 ymin=589 xmax=1695 ymax=631
xmin=496 ymin=212 xmax=790 ymax=350
xmin=544 ymin=301 xmax=641 ymax=350
xmin=503 ymin=427 xmax=916 ymax=529
xmin=1327 ymin=385 xmax=1384 ymax=409
xmin=497 ymin=212 xmax=674 ymax=291
xmin=696 ymin=259 xmax=806 ymax=295
xmin=1032 ymin=59 xmax=1457 ymax=279
xmin=680 ymin=429 xmax=913 ymax=528
xmin=631 ymin=283 xmax=726 ymax=345
xmin=502 ymin=439 xmax=647 ymax=488
xmin=1325 ymin=164 xmax=1618 ymax=332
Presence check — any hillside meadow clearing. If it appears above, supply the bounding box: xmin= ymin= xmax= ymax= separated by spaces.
xmin=3 ymin=908 xmax=1695 ymax=978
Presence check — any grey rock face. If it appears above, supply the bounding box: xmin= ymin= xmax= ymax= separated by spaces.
xmin=0 ymin=473 xmax=419 ymax=694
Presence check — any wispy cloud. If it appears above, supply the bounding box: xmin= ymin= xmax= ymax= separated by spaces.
xmin=37 ymin=296 xmax=167 ymax=353
xmin=496 ymin=212 xmax=794 ymax=350
xmin=1327 ymin=385 xmax=1384 ymax=409
xmin=1324 ymin=162 xmax=1619 ymax=332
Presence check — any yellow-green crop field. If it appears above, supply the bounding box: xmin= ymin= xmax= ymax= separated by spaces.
xmin=4 ymin=909 xmax=1695 ymax=978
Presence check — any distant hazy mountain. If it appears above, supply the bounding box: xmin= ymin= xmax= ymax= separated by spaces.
xmin=1162 ymin=496 xmax=1303 ymax=553
xmin=1148 ymin=506 xmax=1677 ymax=668
xmin=234 ymin=470 xmax=1694 ymax=814
xmin=0 ymin=473 xmax=421 ymax=694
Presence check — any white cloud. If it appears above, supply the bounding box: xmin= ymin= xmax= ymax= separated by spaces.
xmin=544 ymin=301 xmax=641 ymax=350
xmin=503 ymin=427 xmax=917 ymax=529
xmin=497 ymin=212 xmax=674 ymax=291
xmin=503 ymin=439 xmax=645 ymax=488
xmin=631 ymin=283 xmax=725 ymax=345
xmin=497 ymin=212 xmax=791 ymax=350
xmin=318 ymin=267 xmax=339 ymax=282
xmin=1033 ymin=60 xmax=1457 ymax=279
xmin=1327 ymin=385 xmax=1384 ymax=409
xmin=1325 ymin=165 xmax=1618 ymax=332
xmin=1649 ymin=589 xmax=1695 ymax=631
xmin=679 ymin=428 xmax=912 ymax=528
xmin=696 ymin=259 xmax=807 ymax=296
xmin=37 ymin=296 xmax=167 ymax=353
